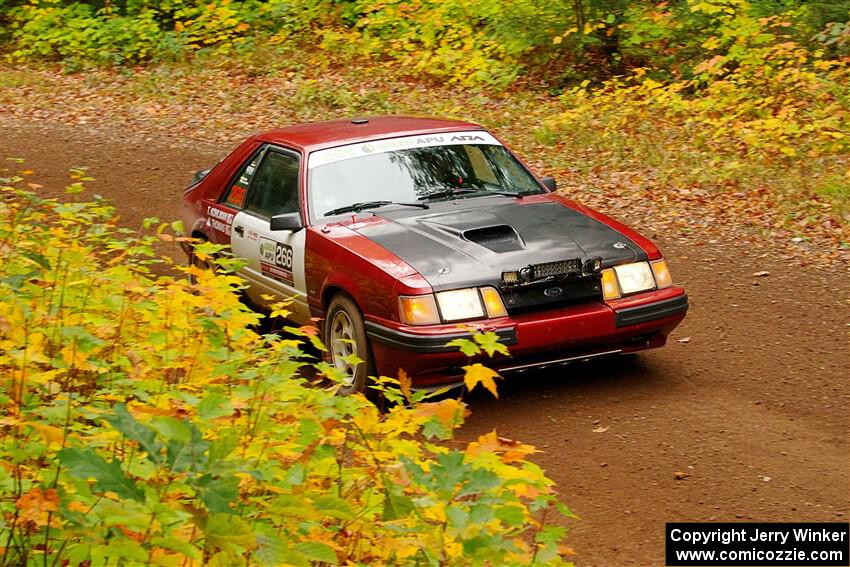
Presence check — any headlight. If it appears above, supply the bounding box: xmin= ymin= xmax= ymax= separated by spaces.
xmin=401 ymin=287 xmax=507 ymax=325
xmin=601 ymin=259 xmax=674 ymax=300
xmin=436 ymin=288 xmax=485 ymax=321
xmin=614 ymin=262 xmax=656 ymax=295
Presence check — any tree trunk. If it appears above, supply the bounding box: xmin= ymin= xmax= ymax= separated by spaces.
xmin=573 ymin=0 xmax=585 ymax=34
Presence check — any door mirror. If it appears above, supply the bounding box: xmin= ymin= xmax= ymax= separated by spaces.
xmin=541 ymin=176 xmax=557 ymax=191
xmin=193 ymin=168 xmax=211 ymax=184
xmin=270 ymin=212 xmax=304 ymax=232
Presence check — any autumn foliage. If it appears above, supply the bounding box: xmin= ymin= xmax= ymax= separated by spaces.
xmin=2 ymin=0 xmax=848 ymax=85
xmin=0 ymin=177 xmax=575 ymax=566
xmin=1 ymin=0 xmax=847 ymax=243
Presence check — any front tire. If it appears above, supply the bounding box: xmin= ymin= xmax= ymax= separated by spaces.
xmin=324 ymin=294 xmax=373 ymax=395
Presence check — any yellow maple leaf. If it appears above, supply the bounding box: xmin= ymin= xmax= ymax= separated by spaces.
xmin=466 ymin=430 xmax=536 ymax=462
xmin=462 ymin=364 xmax=500 ymax=398
xmin=17 ymin=487 xmax=58 ymax=526
xmin=270 ymin=307 xmax=291 ymax=319
xmin=67 ymin=501 xmax=89 ymax=513
xmin=26 ymin=422 xmax=64 ymax=447
xmin=60 ymin=345 xmax=87 ymax=368
xmin=414 ymin=398 xmax=467 ymax=426
xmin=27 ymin=369 xmax=62 ymax=385
xmin=398 ymin=368 xmax=412 ymax=402
xmin=444 ymin=539 xmax=464 ymax=559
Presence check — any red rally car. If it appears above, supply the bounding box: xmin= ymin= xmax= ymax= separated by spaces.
xmin=181 ymin=116 xmax=688 ymax=393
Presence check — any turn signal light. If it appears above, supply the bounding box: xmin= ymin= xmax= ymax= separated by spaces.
xmin=601 ymin=268 xmax=621 ymax=300
xmin=399 ymin=295 xmax=440 ymax=326
xmin=651 ymin=259 xmax=673 ymax=288
xmin=481 ymin=287 xmax=508 ymax=318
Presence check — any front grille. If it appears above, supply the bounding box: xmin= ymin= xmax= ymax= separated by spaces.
xmin=502 ymin=277 xmax=601 ymax=314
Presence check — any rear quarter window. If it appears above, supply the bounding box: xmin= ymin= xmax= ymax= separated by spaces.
xmin=221 ymin=150 xmax=263 ymax=209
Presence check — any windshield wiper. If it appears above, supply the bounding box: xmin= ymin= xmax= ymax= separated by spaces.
xmin=324 ymin=200 xmax=429 ymax=217
xmin=419 ymin=188 xmax=526 ymax=201
xmin=417 ymin=188 xmax=480 ymax=201
xmin=477 ymin=190 xmax=527 ymax=199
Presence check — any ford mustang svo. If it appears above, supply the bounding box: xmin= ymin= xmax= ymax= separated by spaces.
xmin=180 ymin=116 xmax=688 ymax=393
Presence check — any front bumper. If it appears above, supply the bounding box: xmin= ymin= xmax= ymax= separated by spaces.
xmin=614 ymin=293 xmax=688 ymax=327
xmin=364 ymin=323 xmax=516 ymax=353
xmin=366 ymin=287 xmax=688 ymax=387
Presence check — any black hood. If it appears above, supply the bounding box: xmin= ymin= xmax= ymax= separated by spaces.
xmin=352 ymin=197 xmax=646 ymax=292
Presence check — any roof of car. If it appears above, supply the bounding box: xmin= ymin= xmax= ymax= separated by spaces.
xmin=256 ymin=115 xmax=486 ymax=153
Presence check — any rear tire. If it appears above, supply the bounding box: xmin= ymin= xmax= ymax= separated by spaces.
xmin=324 ymin=294 xmax=373 ymax=395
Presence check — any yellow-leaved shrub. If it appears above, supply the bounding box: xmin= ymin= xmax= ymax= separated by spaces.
xmin=0 ymin=176 xmax=575 ymax=566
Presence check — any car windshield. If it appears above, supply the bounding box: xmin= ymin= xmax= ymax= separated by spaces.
xmin=308 ymin=132 xmax=544 ymax=220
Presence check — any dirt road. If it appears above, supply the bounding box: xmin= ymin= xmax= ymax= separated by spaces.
xmin=3 ymin=118 xmax=848 ymax=566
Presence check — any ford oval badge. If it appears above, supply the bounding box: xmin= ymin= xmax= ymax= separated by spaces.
xmin=544 ymin=287 xmax=563 ymax=298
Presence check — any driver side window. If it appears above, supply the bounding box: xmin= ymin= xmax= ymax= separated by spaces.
xmin=243 ymin=149 xmax=301 ymax=220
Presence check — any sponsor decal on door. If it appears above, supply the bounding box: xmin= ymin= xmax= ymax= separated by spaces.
xmin=259 ymin=237 xmax=294 ymax=285
xmin=206 ymin=205 xmax=235 ymax=235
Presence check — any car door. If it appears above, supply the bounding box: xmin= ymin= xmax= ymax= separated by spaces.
xmin=230 ymin=146 xmax=310 ymax=324
xmin=203 ymin=149 xmax=264 ymax=245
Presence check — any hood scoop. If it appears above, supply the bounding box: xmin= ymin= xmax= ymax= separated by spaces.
xmin=462 ymin=224 xmax=524 ymax=253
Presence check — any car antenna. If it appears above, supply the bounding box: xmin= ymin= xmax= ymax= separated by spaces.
xmin=351 ymin=118 xmax=369 ymax=124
